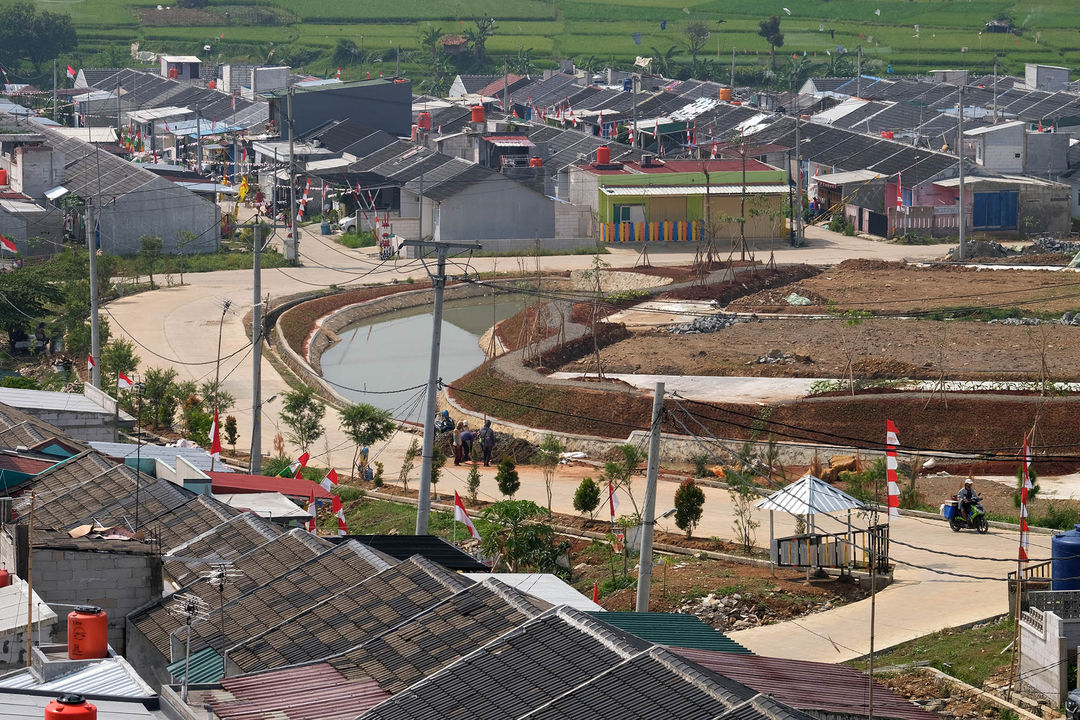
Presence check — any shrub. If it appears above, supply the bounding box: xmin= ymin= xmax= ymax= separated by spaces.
xmin=689 ymin=453 xmax=710 ymax=479
xmin=496 ymin=457 xmax=520 ymax=498
xmin=674 ymin=478 xmax=705 ymax=538
xmin=573 ymin=477 xmax=601 ymax=517
xmin=467 ymin=462 xmax=481 ymax=504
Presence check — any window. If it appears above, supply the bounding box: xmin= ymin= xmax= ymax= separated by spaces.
xmin=613 ymin=204 xmax=632 ymax=222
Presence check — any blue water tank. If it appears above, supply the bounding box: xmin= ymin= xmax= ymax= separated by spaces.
xmin=1051 ymin=524 xmax=1080 ymax=590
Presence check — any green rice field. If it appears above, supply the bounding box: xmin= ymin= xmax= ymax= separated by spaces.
xmin=35 ymin=0 xmax=1080 ymax=82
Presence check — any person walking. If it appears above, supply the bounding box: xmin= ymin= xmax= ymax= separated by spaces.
xmin=460 ymin=426 xmax=475 ymax=463
xmin=452 ymin=421 xmax=464 ymax=465
xmin=478 ymin=419 xmax=496 ymax=466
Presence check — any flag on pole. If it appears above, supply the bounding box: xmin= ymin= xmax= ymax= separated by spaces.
xmin=209 ymin=410 xmax=222 ymax=460
xmin=1019 ymin=436 xmax=1032 ymax=561
xmin=607 ymin=483 xmax=620 ymax=522
xmin=453 ymin=491 xmax=481 ymax=540
xmin=710 ymin=143 xmax=717 ymax=160
xmin=336 ymin=67 xmax=341 ymax=80
xmin=627 ymin=124 xmax=634 ymax=145
xmin=320 ymin=468 xmax=339 ymax=492
xmin=66 ymin=65 xmax=76 ymax=80
xmin=280 ymin=452 xmax=310 ymax=477
xmin=87 ymin=354 xmax=95 ymax=372
xmin=117 ymin=372 xmax=134 ymax=391
xmin=332 ymin=494 xmax=348 ymax=536
xmin=592 ymin=580 xmax=599 ymax=603
xmin=305 ymin=490 xmax=317 ymax=532
xmin=0 ymin=235 xmax=15 ymax=253
xmin=885 ymin=419 xmax=900 ymax=518
xmin=896 ymin=172 xmax=903 ymax=208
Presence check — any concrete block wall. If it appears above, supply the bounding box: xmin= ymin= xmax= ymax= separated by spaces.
xmin=19 ymin=409 xmax=117 ymax=443
xmin=1019 ymin=609 xmax=1069 ymax=704
xmin=29 ymin=548 xmax=162 ymax=654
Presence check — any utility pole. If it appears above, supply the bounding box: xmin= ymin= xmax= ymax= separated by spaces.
xmin=87 ymin=197 xmax=101 ymax=388
xmin=635 ymin=381 xmax=664 ymax=612
xmin=957 ymin=84 xmax=966 ymax=261
xmin=195 ymin=103 xmax=203 ymax=173
xmin=631 ymin=74 xmax=637 ymax=148
xmin=52 ymin=61 xmax=57 ymax=123
xmin=502 ymin=61 xmax=508 ymax=115
xmin=116 ymin=78 xmax=121 ymax=135
xmin=406 ymin=239 xmax=481 ymax=534
xmin=286 ymin=88 xmax=298 ymax=263
xmin=992 ymin=57 xmax=998 ymax=124
xmin=730 ymin=47 xmax=736 ymax=91
xmin=856 ymin=45 xmax=862 ymax=98
xmin=250 ymin=222 xmax=263 ymax=474
xmin=795 ymin=108 xmax=803 ymax=245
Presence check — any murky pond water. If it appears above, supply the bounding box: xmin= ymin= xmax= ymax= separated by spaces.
xmin=319 ymin=293 xmax=527 ymax=420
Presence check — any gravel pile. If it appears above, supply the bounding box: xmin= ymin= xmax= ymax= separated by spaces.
xmin=1029 ymin=237 xmax=1080 ymax=254
xmin=989 ymin=312 xmax=1080 ymax=326
xmin=670 ymin=313 xmax=754 ymax=334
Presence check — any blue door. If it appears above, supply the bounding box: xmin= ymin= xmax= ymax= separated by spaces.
xmin=973 ymin=190 xmax=1018 ymax=230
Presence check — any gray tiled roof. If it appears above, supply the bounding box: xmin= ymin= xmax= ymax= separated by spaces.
xmin=163 ymin=512 xmax=283 ymax=585
xmin=226 ymin=555 xmax=473 ymax=674
xmin=147 ymin=494 xmax=241 ymax=551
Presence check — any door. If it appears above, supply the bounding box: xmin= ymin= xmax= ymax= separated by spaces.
xmin=867 ymin=210 xmax=888 ymax=236
xmin=973 ymin=190 xmax=1018 ymax=229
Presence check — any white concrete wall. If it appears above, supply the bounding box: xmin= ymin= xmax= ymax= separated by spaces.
xmin=978 ymin=125 xmax=1024 ymax=173
xmin=1020 ymin=609 xmax=1070 ymax=704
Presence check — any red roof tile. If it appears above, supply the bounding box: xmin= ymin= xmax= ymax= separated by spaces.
xmin=207 ymin=472 xmax=331 ymax=500
xmin=211 ymin=663 xmax=389 ymax=720
xmin=0 ymin=455 xmax=56 ymax=475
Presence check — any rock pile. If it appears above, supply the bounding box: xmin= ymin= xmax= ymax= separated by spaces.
xmin=670 ymin=313 xmax=754 ymax=334
xmin=989 ymin=312 xmax=1080 ymax=327
xmin=678 ymin=590 xmax=836 ymax=631
xmin=748 ymin=349 xmax=813 ymax=365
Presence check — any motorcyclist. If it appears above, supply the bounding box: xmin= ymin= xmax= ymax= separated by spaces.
xmin=958 ymin=477 xmax=980 ymax=522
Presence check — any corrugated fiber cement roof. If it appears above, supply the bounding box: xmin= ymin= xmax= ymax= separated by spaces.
xmin=586 ymin=611 xmax=751 ymax=653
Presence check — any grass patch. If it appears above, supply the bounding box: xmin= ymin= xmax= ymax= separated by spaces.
xmin=336 ymin=230 xmax=378 ymax=249
xmin=334 ymin=491 xmax=492 ymax=542
xmin=111 ymin=249 xmax=291 ymax=276
xmin=850 ymin=617 xmax=1013 ymax=688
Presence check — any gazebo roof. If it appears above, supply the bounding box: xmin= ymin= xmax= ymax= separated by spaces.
xmin=755 ymin=474 xmax=866 ymax=516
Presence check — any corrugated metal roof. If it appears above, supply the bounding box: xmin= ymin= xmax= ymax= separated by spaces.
xmin=673 ymin=648 xmax=935 ymax=720
xmin=209 ymin=663 xmax=390 ymax=720
xmin=166 ymin=647 xmax=222 ymax=684
xmin=600 ymin=184 xmax=790 ymax=196
xmin=755 ymin=474 xmax=865 ymax=516
xmin=482 ymin=135 xmax=535 ymax=147
xmin=0 ymin=691 xmax=164 ymax=719
xmin=0 ymin=658 xmax=153 ymax=698
xmin=88 ymin=440 xmax=233 ymax=472
xmin=814 ymin=169 xmax=884 ymax=185
xmin=465 ymin=573 xmax=601 ymax=610
xmin=587 ymin=612 xmax=750 ymax=653
xmin=207 ymin=471 xmax=330 ymax=499
xmin=0 ymin=576 xmax=55 ymax=633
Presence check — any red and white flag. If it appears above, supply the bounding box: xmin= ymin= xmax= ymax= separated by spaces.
xmin=86 ymin=354 xmax=95 ymax=372
xmin=710 ymin=143 xmax=717 ymax=160
xmin=117 ymin=372 xmax=134 ymax=391
xmin=208 ymin=410 xmax=222 ymax=459
xmin=336 ymin=67 xmax=341 ymax=80
xmin=305 ymin=489 xmax=317 ymax=532
xmin=453 ymin=491 xmax=481 ymax=540
xmin=65 ymin=65 xmax=76 ymax=81
xmin=288 ymin=451 xmax=310 ymax=477
xmin=0 ymin=235 xmax=15 ymax=253
xmin=627 ymin=124 xmax=634 ymax=145
xmin=607 ymin=482 xmax=620 ymax=522
xmin=896 ymin=173 xmax=903 ymax=209
xmin=320 ymin=468 xmax=339 ymax=492
xmin=332 ymin=494 xmax=348 ymax=536
xmin=885 ymin=419 xmax=900 ymax=519
xmin=1019 ymin=436 xmax=1032 ymax=561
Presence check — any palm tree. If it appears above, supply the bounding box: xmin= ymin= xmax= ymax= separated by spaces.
xmin=650 ymin=45 xmax=679 ymax=77
xmin=510 ymin=47 xmax=535 ymax=76
xmin=466 ymin=18 xmax=496 ymax=62
xmin=418 ymin=26 xmax=443 ymax=62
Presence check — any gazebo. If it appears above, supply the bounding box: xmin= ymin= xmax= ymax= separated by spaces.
xmin=756 ymin=474 xmax=867 ymax=576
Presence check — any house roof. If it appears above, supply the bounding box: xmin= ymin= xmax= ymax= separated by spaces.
xmin=814 ymin=169 xmax=885 ymax=185
xmin=343 ymin=535 xmax=490 ymax=572
xmin=214 ymin=492 xmax=309 ymax=520
xmin=131 ymin=529 xmax=331 ymax=657
xmin=227 ymin=555 xmax=474 ymax=675
xmin=0 ymin=403 xmax=88 ymax=453
xmin=0 ymin=454 xmax=56 ymax=476
xmin=713 ymin=693 xmax=820 ymax=720
xmin=148 ymin=494 xmax=242 ymax=551
xmin=356 ymin=606 xmax=652 ymax=719
xmin=0 ymin=655 xmax=153 ymax=698
xmin=466 ymin=573 xmax=601 ymax=610
xmin=587 ymin=612 xmax=750 ymax=653
xmin=0 ymin=387 xmax=115 ymax=416
xmin=599 ymin=184 xmax=790 ymax=197
xmin=204 ymin=662 xmax=390 ymax=720
xmin=206 ymin=471 xmax=331 ymax=500
xmin=0 ymin=576 xmax=55 ymax=634
xmin=12 ymin=451 xmax=112 ymax=510
xmin=330 ymin=578 xmax=551 ymax=694
xmin=88 ymin=441 xmax=233 ymax=472
xmin=165 ymin=646 xmax=222 ymax=686
xmin=58 ymin=474 xmax=194 ymax=531
xmin=178 ymin=541 xmax=394 ymax=668
xmin=0 ymin=691 xmax=166 ymax=720
xmin=672 ymin=648 xmax=935 ymax=720
xmin=518 ymin=646 xmax=758 ymax=720
xmin=18 ymin=462 xmax=145 ymax=528
xmin=451 ymin=75 xmax=500 ymax=95
xmin=163 ymin=512 xmax=282 ymax=586
xmin=475 ymin=74 xmax=527 ymax=98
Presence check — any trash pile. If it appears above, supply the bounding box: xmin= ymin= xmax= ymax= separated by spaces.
xmin=989 ymin=312 xmax=1080 ymax=326
xmin=747 ymin=349 xmax=812 ymax=365
xmin=670 ymin=313 xmax=754 ymax=334
xmin=945 ymin=236 xmax=1080 ymax=260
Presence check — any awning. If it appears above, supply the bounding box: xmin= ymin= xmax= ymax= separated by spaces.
xmin=128 ymin=106 xmax=190 ymax=123
xmin=932 ymin=176 xmax=1045 ymax=187
xmin=482 ymin=135 xmax=535 ymax=148
xmin=600 ymin=184 xmax=790 ymax=197
xmin=814 ymin=169 xmax=883 ymax=186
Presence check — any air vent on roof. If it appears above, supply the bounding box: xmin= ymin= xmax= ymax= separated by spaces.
xmin=640 ymin=153 xmax=658 ymax=167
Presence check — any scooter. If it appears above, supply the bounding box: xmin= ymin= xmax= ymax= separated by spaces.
xmin=944 ymin=496 xmax=989 ymax=534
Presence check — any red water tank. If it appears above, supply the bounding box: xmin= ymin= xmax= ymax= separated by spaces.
xmin=0 ymin=568 xmax=9 ymax=588
xmin=529 ymin=157 xmax=543 ymax=167
xmin=880 ymin=131 xmax=895 ymax=139
xmin=596 ymin=146 xmax=611 ymax=165
xmin=0 ymin=168 xmax=9 ymax=185
xmin=68 ymin=606 xmax=107 ymax=660
xmin=417 ymin=112 xmax=432 ymax=130
xmin=168 ymin=67 xmax=178 ymax=79
xmin=207 ymin=80 xmax=216 ymax=90
xmin=45 ymin=694 xmax=97 ymax=719
xmin=471 ymin=105 xmax=485 ymax=123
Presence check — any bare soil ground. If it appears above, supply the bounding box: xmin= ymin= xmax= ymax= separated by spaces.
xmin=729 ymin=259 xmax=1080 ymax=315
xmin=574 ymin=318 xmax=1080 ymax=381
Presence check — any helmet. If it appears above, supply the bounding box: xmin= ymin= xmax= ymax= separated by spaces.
xmin=964 ymin=478 xmax=973 ymax=485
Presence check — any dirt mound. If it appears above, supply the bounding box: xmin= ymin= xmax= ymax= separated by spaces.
xmin=434 ymin=431 xmax=538 ymax=466
xmin=729 ymin=284 xmax=830 ymax=309
xmin=851 ymin=358 xmax=919 ymax=379
xmin=661 ymin=265 xmax=820 ymax=303
xmin=833 ymin=259 xmax=905 ymax=272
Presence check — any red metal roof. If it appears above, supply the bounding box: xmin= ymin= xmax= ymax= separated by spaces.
xmin=211 ymin=663 xmax=389 ymax=720
xmin=580 ymin=158 xmax=776 ymax=175
xmin=672 ymin=647 xmax=934 ymax=720
xmin=482 ymin=135 xmax=535 ymax=148
xmin=476 ymin=74 xmax=523 ymax=97
xmin=0 ymin=455 xmax=55 ymax=474
xmin=207 ymin=471 xmax=331 ymax=500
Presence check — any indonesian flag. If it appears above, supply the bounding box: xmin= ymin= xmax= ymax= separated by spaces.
xmin=87 ymin=354 xmax=95 ymax=372
xmin=885 ymin=419 xmax=900 ymax=519
xmin=896 ymin=172 xmax=903 ymax=208
xmin=208 ymin=410 xmax=222 ymax=459
xmin=320 ymin=468 xmax=339 ymax=492
xmin=117 ymin=372 xmax=134 ymax=391
xmin=453 ymin=491 xmax=481 ymax=540
xmin=686 ymin=122 xmax=691 ymax=145
xmin=336 ymin=67 xmax=341 ymax=80
xmin=1019 ymin=436 xmax=1032 ymax=561
xmin=710 ymin=143 xmax=717 ymax=160
xmin=305 ymin=490 xmax=317 ymax=532
xmin=321 ymin=183 xmax=328 ymax=206
xmin=332 ymin=494 xmax=348 ymax=536
xmin=0 ymin=235 xmax=15 ymax=253
xmin=627 ymin=124 xmax=634 ymax=145
xmin=280 ymin=452 xmax=310 ymax=478
xmin=65 ymin=65 xmax=75 ymax=80
xmin=607 ymin=482 xmax=620 ymax=522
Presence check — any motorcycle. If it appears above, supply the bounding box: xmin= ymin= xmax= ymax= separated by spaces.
xmin=945 ymin=495 xmax=989 ymax=534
